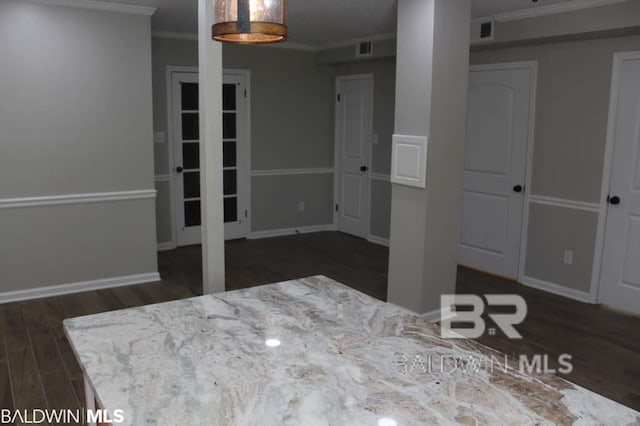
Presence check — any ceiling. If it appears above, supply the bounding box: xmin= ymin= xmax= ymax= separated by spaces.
xmin=95 ymin=0 xmax=583 ymax=46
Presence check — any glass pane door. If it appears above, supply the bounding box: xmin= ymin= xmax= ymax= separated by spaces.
xmin=223 ymin=82 xmax=239 ymax=225
xmin=172 ymin=72 xmax=248 ymax=246
xmin=181 ymin=82 xmax=201 ymax=229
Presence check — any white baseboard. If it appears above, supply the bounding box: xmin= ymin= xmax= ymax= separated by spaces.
xmin=421 ymin=309 xmax=441 ymax=322
xmin=0 ymin=272 xmax=161 ymax=304
xmin=157 ymin=242 xmax=176 ymax=251
xmin=367 ymin=235 xmax=390 ymax=247
xmin=249 ymin=224 xmax=336 ymax=240
xmin=520 ymin=275 xmax=595 ymax=304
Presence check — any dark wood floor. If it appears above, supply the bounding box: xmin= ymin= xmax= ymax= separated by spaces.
xmin=0 ymin=231 xmax=638 ymax=424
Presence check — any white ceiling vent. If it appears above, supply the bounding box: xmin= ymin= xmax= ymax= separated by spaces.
xmin=355 ymin=41 xmax=373 ymax=58
xmin=471 ymin=19 xmax=494 ymax=44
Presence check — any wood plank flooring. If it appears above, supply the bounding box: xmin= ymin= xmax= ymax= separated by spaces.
xmin=0 ymin=231 xmax=637 ymax=424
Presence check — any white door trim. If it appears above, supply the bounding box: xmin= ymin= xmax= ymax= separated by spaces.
xmin=165 ymin=67 xmax=252 ymax=248
xmin=165 ymin=66 xmax=198 ymax=250
xmin=223 ymin=69 xmax=252 ymax=240
xmin=333 ymin=73 xmax=375 ymax=237
xmin=594 ymin=50 xmax=640 ymax=303
xmin=467 ymin=61 xmax=538 ymax=285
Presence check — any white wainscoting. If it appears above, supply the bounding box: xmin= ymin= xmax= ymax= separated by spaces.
xmin=521 ymin=194 xmax=601 ymax=303
xmin=528 ymin=194 xmax=600 ymax=212
xmin=0 ymin=272 xmax=160 ymax=304
xmin=155 ymin=175 xmax=171 ymax=182
xmin=251 ymin=168 xmax=334 ymax=177
xmin=0 ymin=189 xmax=157 ymax=209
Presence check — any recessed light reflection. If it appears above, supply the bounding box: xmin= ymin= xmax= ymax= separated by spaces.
xmin=265 ymin=338 xmax=281 ymax=348
xmin=377 ymin=418 xmax=397 ymax=426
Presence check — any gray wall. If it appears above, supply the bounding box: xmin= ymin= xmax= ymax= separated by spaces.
xmin=251 ymin=174 xmax=334 ymax=232
xmin=328 ymin=59 xmax=396 ymax=240
xmin=472 ymin=34 xmax=640 ymax=293
xmin=479 ymin=1 xmax=640 ymax=49
xmin=525 ymin=204 xmax=598 ymax=292
xmin=223 ymin=45 xmax=334 ymax=170
xmin=151 ymin=39 xmax=335 ymax=243
xmin=0 ymin=1 xmax=157 ymax=292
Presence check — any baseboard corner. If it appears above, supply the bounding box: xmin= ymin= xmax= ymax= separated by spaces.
xmin=249 ymin=224 xmax=335 ymax=240
xmin=367 ymin=234 xmax=390 ymax=247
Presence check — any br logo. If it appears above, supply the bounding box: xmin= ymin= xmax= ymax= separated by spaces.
xmin=440 ymin=295 xmax=527 ymax=339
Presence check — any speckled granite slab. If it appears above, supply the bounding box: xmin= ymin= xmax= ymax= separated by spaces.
xmin=64 ymin=276 xmax=640 ymax=425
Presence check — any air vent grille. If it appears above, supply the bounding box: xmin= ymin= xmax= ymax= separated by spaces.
xmin=355 ymin=41 xmax=373 ymax=58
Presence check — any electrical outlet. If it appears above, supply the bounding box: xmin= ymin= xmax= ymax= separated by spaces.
xmin=298 ymin=201 xmax=305 ymax=212
xmin=563 ymin=250 xmax=574 ymax=265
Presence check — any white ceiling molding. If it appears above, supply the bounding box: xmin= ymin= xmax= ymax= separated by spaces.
xmin=262 ymin=41 xmax=316 ymax=52
xmin=28 ymin=0 xmax=156 ymax=15
xmin=152 ymin=31 xmax=316 ymax=51
xmin=152 ymin=31 xmax=198 ymax=41
xmin=316 ymin=32 xmax=396 ymax=52
xmin=488 ymin=0 xmax=633 ymax=23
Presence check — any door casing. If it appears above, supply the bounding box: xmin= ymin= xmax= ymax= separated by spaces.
xmin=456 ymin=62 xmax=538 ymax=283
xmin=333 ymin=74 xmax=374 ymax=239
xmin=594 ymin=50 xmax=640 ymax=308
xmin=165 ymin=67 xmax=251 ymax=248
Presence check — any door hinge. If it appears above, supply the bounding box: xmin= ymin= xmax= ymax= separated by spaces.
xmin=337 ymin=93 xmax=341 ymax=102
xmin=335 ymin=204 xmax=339 ymax=212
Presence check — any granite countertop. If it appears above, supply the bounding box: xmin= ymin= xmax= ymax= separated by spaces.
xmin=64 ymin=276 xmax=640 ymax=425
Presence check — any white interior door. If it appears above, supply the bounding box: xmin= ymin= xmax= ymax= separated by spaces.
xmin=599 ymin=54 xmax=640 ymax=314
xmin=172 ymin=71 xmax=249 ymax=246
xmin=458 ymin=65 xmax=533 ymax=279
xmin=335 ymin=75 xmax=373 ymax=239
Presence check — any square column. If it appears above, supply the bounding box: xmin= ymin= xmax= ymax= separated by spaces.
xmin=198 ymin=0 xmax=225 ymax=294
xmin=387 ymin=0 xmax=471 ymax=314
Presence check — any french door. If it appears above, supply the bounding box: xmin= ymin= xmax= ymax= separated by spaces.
xmin=171 ymin=71 xmax=249 ymax=246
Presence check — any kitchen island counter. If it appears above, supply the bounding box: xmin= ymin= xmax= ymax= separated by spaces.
xmin=64 ymin=275 xmax=639 ymax=425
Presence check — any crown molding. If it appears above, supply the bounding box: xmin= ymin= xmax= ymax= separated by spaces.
xmin=487 ymin=0 xmax=633 ymax=23
xmin=28 ymin=0 xmax=156 ymax=16
xmin=151 ymin=31 xmax=316 ymax=51
xmin=262 ymin=41 xmax=316 ymax=52
xmin=152 ymin=31 xmax=198 ymax=41
xmin=316 ymin=32 xmax=396 ymax=51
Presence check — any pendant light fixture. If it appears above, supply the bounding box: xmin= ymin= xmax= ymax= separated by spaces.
xmin=213 ymin=0 xmax=287 ymax=44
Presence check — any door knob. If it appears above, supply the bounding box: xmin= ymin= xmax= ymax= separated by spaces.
xmin=360 ymin=165 xmax=368 ymax=172
xmin=608 ymin=195 xmax=621 ymax=205
xmin=513 ymin=185 xmax=524 ymax=193
xmin=176 ymin=166 xmax=183 ymax=173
